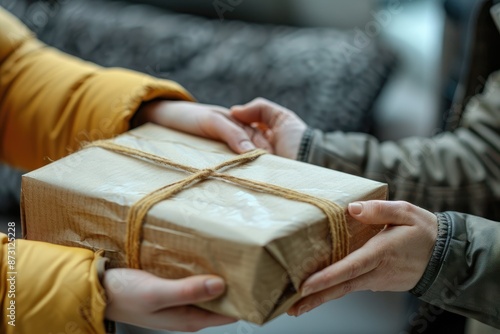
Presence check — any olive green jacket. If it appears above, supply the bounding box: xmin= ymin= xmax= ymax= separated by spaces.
xmin=298 ymin=2 xmax=500 ymax=328
xmin=412 ymin=212 xmax=500 ymax=329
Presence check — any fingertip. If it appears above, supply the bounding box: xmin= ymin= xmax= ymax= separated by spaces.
xmin=295 ymin=304 xmax=312 ymax=316
xmin=301 ymin=285 xmax=312 ymax=297
xmin=204 ymin=277 xmax=225 ymax=296
xmin=287 ymin=302 xmax=301 ymax=317
xmin=239 ymin=140 xmax=256 ymax=152
xmin=348 ymin=202 xmax=364 ymax=216
xmin=300 ymin=272 xmax=324 ymax=297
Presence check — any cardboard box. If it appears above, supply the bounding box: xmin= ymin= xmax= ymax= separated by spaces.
xmin=21 ymin=124 xmax=387 ymax=324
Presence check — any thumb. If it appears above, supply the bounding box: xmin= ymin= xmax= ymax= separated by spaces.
xmin=231 ymin=98 xmax=280 ymax=125
xmin=153 ymin=275 xmax=227 ymax=309
xmin=348 ymin=201 xmax=416 ymax=226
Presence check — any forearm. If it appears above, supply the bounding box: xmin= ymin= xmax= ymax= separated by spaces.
xmin=411 ymin=212 xmax=500 ymax=329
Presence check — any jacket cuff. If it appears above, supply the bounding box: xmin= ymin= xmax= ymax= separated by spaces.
xmin=96 ymin=252 xmax=109 ymax=284
xmin=297 ymin=127 xmax=315 ymax=162
xmin=410 ymin=212 xmax=452 ymax=297
xmin=95 ymin=254 xmax=116 ymax=334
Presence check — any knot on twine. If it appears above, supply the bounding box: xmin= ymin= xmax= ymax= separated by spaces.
xmin=197 ymin=168 xmax=217 ymax=179
xmin=85 ymin=139 xmax=349 ymax=268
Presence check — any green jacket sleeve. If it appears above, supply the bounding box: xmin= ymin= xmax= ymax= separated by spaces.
xmin=411 ymin=212 xmax=500 ymax=329
xmin=299 ymin=71 xmax=500 ymax=218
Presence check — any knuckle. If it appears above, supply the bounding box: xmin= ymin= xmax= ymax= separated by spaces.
xmin=207 ymin=114 xmax=243 ymax=140
xmin=318 ymin=294 xmax=326 ymax=305
xmin=347 ymin=259 xmax=362 ymax=280
xmin=314 ymin=294 xmax=326 ymax=308
xmin=397 ymin=201 xmax=414 ymax=212
xmin=393 ymin=201 xmax=415 ymax=225
xmin=207 ymin=111 xmax=225 ymax=125
xmin=368 ymin=201 xmax=384 ymax=217
xmin=342 ymin=280 xmax=355 ymax=296
xmin=200 ymin=113 xmax=218 ymax=134
xmin=378 ymin=243 xmax=395 ymax=270
xmin=253 ymin=97 xmax=269 ymax=105
xmin=179 ymin=281 xmax=204 ymax=302
xmin=362 ymin=201 xmax=384 ymax=219
xmin=319 ymin=269 xmax=330 ymax=283
xmin=369 ymin=201 xmax=415 ymax=225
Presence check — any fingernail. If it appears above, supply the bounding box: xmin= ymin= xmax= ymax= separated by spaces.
xmin=349 ymin=202 xmax=363 ymax=215
xmin=301 ymin=287 xmax=311 ymax=297
xmin=240 ymin=140 xmax=255 ymax=152
xmin=297 ymin=304 xmax=311 ymax=316
xmin=205 ymin=278 xmax=225 ymax=295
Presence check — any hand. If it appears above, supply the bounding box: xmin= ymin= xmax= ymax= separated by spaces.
xmin=288 ymin=201 xmax=438 ymax=317
xmin=231 ymin=98 xmax=307 ymax=159
xmin=104 ymin=269 xmax=236 ymax=332
xmin=134 ymin=100 xmax=272 ymax=154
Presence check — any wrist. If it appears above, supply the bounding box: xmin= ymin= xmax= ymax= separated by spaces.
xmin=410 ymin=212 xmax=451 ymax=297
xmin=130 ymin=99 xmax=167 ymax=128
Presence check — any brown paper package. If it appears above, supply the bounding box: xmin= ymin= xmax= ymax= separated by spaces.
xmin=21 ymin=124 xmax=387 ymax=324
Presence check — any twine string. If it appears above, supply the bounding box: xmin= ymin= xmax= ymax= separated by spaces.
xmin=85 ymin=140 xmax=349 ymax=268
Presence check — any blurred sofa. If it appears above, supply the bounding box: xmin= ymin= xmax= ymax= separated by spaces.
xmin=5 ymin=0 xmax=396 ymax=132
xmin=0 ymin=0 xmax=396 ymax=212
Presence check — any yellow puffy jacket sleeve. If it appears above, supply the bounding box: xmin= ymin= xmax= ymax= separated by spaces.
xmin=1 ymin=232 xmax=108 ymax=334
xmin=0 ymin=7 xmax=194 ymax=170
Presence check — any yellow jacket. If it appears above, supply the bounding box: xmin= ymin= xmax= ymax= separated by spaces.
xmin=0 ymin=7 xmax=193 ymax=170
xmin=1 ymin=232 xmax=108 ymax=333
xmin=0 ymin=6 xmax=193 ymax=333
